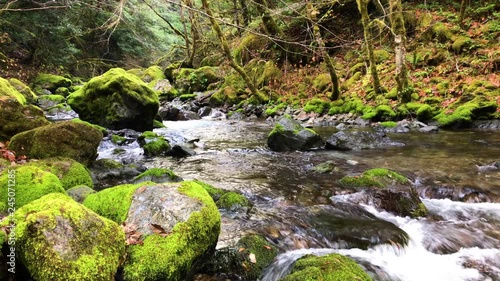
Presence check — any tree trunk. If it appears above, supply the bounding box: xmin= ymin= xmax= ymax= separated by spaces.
xmin=254 ymin=0 xmax=282 ymax=36
xmin=306 ymin=3 xmax=340 ymax=101
xmin=459 ymin=0 xmax=467 ymax=29
xmin=389 ymin=0 xmax=409 ymax=102
xmin=201 ymin=0 xmax=259 ymax=99
xmin=239 ymin=0 xmax=250 ymax=26
xmin=357 ymin=0 xmax=382 ymax=94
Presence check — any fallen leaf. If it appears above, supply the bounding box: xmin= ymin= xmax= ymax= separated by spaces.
xmin=150 ymin=223 xmax=169 ymax=237
xmin=136 ymin=185 xmax=147 ymax=194
xmin=249 ymin=253 xmax=256 ymax=264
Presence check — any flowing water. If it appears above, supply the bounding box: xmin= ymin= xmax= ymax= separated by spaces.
xmin=99 ymin=118 xmax=500 ymax=281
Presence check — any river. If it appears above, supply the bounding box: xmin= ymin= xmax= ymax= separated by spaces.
xmin=98 ymin=118 xmax=500 ymax=281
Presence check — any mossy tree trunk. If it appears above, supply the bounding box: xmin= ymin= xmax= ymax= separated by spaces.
xmin=254 ymin=0 xmax=282 ymax=36
xmin=201 ymin=0 xmax=259 ymax=99
xmin=306 ymin=3 xmax=340 ymax=101
xmin=356 ymin=0 xmax=382 ymax=94
xmin=239 ymin=0 xmax=250 ymax=26
xmin=459 ymin=0 xmax=468 ymax=30
xmin=389 ymin=0 xmax=409 ymax=102
xmin=183 ymin=0 xmax=200 ymax=67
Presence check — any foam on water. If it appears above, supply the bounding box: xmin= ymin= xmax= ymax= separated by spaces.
xmin=262 ymin=197 xmax=500 ymax=281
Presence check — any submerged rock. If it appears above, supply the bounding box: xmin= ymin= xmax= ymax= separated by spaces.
xmin=0 ymin=193 xmax=125 ymax=281
xmin=325 ymin=129 xmax=404 ymax=150
xmin=89 ymin=158 xmax=144 ymax=189
xmin=267 ymin=115 xmax=323 ymax=151
xmin=132 ymin=167 xmax=183 ymax=183
xmin=280 ymin=254 xmax=372 ymax=281
xmin=202 ymin=234 xmax=278 ymax=280
xmin=8 ymin=121 xmax=102 ymax=166
xmin=67 ymin=68 xmax=159 ymax=132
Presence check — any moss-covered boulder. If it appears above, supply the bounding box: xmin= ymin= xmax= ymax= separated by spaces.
xmin=89 ymin=158 xmax=144 ymax=189
xmin=8 ymin=78 xmax=37 ymax=103
xmin=67 ymin=68 xmax=160 ymax=132
xmin=8 ymin=121 xmax=103 ymax=166
xmin=280 ymin=254 xmax=372 ymax=281
xmin=83 ymin=182 xmax=154 ymax=224
xmin=24 ymin=157 xmax=93 ymax=190
xmin=0 ymin=97 xmax=50 ymax=141
xmin=372 ymin=188 xmax=428 ymax=218
xmin=140 ymin=65 xmax=166 ymax=87
xmin=267 ymin=115 xmax=323 ymax=151
xmin=32 ymin=73 xmax=72 ymax=94
xmin=96 ymin=181 xmax=221 ymax=281
xmin=339 ymin=168 xmax=409 ymax=188
xmin=0 ymin=166 xmax=65 ymax=212
xmin=434 ymin=101 xmax=497 ymax=129
xmin=132 ymin=167 xmax=182 ymax=184
xmin=37 ymin=94 xmax=66 ymax=110
xmin=1 ymin=193 xmax=125 ymax=281
xmin=216 ymin=191 xmax=251 ymax=212
xmin=138 ymin=131 xmax=171 ymax=157
xmin=1 ymin=76 xmax=28 ymax=104
xmin=173 ymin=66 xmax=221 ymax=94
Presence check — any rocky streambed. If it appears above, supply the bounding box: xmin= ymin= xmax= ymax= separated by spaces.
xmin=94 ymin=116 xmax=500 ymax=280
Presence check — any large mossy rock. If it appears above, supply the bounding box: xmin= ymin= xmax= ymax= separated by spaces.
xmin=124 ymin=181 xmax=220 ymax=280
xmin=32 ymin=73 xmax=72 ymax=94
xmin=280 ymin=254 xmax=372 ymax=281
xmin=67 ymin=68 xmax=160 ymax=132
xmin=0 ymin=98 xmax=50 ymax=141
xmin=173 ymin=66 xmax=221 ymax=94
xmin=339 ymin=168 xmax=409 ymax=188
xmin=24 ymin=157 xmax=94 ymax=190
xmin=267 ymin=115 xmax=323 ymax=151
xmin=0 ymin=166 xmax=65 ymax=212
xmin=1 ymin=193 xmax=125 ymax=281
xmin=0 ymin=76 xmax=28 ymax=104
xmin=85 ymin=180 xmax=221 ymax=280
xmin=8 ymin=121 xmax=102 ymax=166
xmin=8 ymin=78 xmax=38 ymax=104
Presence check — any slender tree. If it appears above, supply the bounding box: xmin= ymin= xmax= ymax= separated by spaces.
xmin=389 ymin=0 xmax=409 ymax=102
xmin=356 ymin=0 xmax=382 ymax=94
xmin=201 ymin=0 xmax=259 ymax=99
xmin=254 ymin=0 xmax=282 ymax=36
xmin=306 ymin=2 xmax=340 ymax=100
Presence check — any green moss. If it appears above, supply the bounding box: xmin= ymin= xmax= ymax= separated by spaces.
xmin=434 ymin=101 xmax=497 ymax=128
xmin=38 ymin=94 xmax=65 ymax=104
xmin=24 ymin=157 xmax=93 ymax=190
xmin=191 ymin=180 xmax=226 ymax=201
xmin=0 ymin=166 xmax=65 ymax=212
xmin=179 ymin=93 xmax=197 ymax=101
xmin=83 ymin=182 xmax=155 ymax=224
xmin=0 ymin=76 xmax=27 ymax=104
xmin=313 ymin=73 xmax=332 ymax=92
xmin=67 ymin=68 xmax=159 ymax=131
xmin=380 ymin=121 xmax=397 ymax=128
xmin=153 ymin=119 xmax=166 ymax=128
xmin=1 ymin=193 xmax=125 ymax=281
xmin=313 ymin=161 xmax=336 ymax=173
xmin=373 ymin=49 xmax=391 ymax=63
xmin=0 ymin=98 xmax=50 ymax=141
xmin=139 ymin=131 xmax=171 ymax=157
xmin=71 ymin=118 xmax=108 ymax=135
xmin=412 ymin=202 xmax=428 ymax=218
xmin=339 ymin=168 xmax=408 ymax=188
xmin=280 ymin=254 xmax=372 ymax=281
xmin=304 ymin=98 xmax=330 ymax=114
xmin=8 ymin=78 xmax=37 ymax=103
xmin=416 ymin=104 xmax=434 ymax=121
xmin=141 ymin=65 xmax=166 ymax=87
xmin=452 ymin=36 xmax=473 ymax=54
xmin=429 ymin=22 xmax=454 ymax=43
xmin=123 ymin=181 xmax=221 ymax=281
xmin=66 ymin=185 xmax=96 ymax=203
xmin=54 ymin=87 xmax=70 ymax=97
xmin=362 ymin=105 xmax=396 ymax=121
xmin=233 ymin=34 xmax=269 ymax=64
xmin=265 ymin=102 xmax=287 ymax=117
xmin=8 ymin=121 xmax=103 ymax=166
xmin=133 ymin=168 xmax=180 ymax=183
xmin=216 ymin=191 xmax=250 ymax=210
xmin=258 ymin=61 xmax=282 ymax=86
xmin=111 ymin=134 xmax=127 ymax=145
xmin=236 ymin=234 xmax=278 ymax=280
xmin=32 ymin=73 xmax=72 ymax=93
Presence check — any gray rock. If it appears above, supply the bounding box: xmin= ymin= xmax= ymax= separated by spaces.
xmin=419 ymin=125 xmax=439 ymax=133
xmin=198 ymin=106 xmax=213 ymax=117
xmin=325 ymin=129 xmax=404 ymax=150
xmin=267 ymin=116 xmax=323 ymax=151
xmin=66 ymin=185 xmax=96 ymax=203
xmin=166 ymin=145 xmax=196 ymax=158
